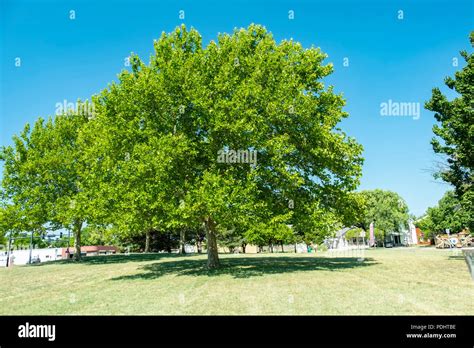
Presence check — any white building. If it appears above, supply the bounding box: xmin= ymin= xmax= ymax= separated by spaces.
xmin=0 ymin=248 xmax=62 ymax=267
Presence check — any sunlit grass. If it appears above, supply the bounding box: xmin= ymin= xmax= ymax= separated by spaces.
xmin=1 ymin=247 xmax=472 ymax=315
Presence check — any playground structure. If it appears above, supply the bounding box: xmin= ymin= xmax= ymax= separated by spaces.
xmin=435 ymin=232 xmax=473 ymax=249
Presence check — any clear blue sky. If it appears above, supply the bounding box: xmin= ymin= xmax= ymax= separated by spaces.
xmin=1 ymin=0 xmax=473 ymax=216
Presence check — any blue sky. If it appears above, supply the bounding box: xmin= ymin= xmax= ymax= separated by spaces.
xmin=0 ymin=0 xmax=473 ymax=216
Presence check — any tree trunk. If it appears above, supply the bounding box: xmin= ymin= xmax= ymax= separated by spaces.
xmin=73 ymin=220 xmax=83 ymax=261
xmin=196 ymin=235 xmax=202 ymax=254
xmin=144 ymin=230 xmax=151 ymax=253
xmin=6 ymin=234 xmax=12 ymax=267
xmin=204 ymin=217 xmax=220 ymax=269
xmin=167 ymin=232 xmax=172 ymax=253
xmin=281 ymin=242 xmax=284 ymax=253
xmin=241 ymin=243 xmax=246 ymax=254
xmin=28 ymin=230 xmax=34 ymax=264
xmin=180 ymin=229 xmax=186 ymax=254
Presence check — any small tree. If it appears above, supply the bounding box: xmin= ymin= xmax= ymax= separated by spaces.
xmin=0 ymin=109 xmax=91 ymax=260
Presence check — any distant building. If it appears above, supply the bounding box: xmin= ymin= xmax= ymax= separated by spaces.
xmin=326 ymin=223 xmax=419 ymax=249
xmin=384 ymin=231 xmax=406 ymax=246
xmin=384 ymin=221 xmax=420 ymax=247
xmin=61 ymin=246 xmax=118 ymax=258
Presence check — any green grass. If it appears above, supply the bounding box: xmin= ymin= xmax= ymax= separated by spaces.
xmin=1 ymin=247 xmax=473 ymax=315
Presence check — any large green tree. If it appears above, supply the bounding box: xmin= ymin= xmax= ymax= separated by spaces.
xmin=425 ymin=32 xmax=473 ymax=231
xmin=84 ymin=24 xmax=363 ymax=268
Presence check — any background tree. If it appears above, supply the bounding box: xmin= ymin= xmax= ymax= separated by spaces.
xmin=220 ymin=225 xmax=248 ymax=253
xmin=0 ymin=124 xmax=51 ymax=248
xmin=0 ymin=105 xmax=91 ymax=260
xmin=425 ymin=32 xmax=473 ymax=231
xmin=0 ymin=204 xmax=23 ymax=249
xmin=355 ymin=190 xmax=409 ymax=245
xmin=416 ymin=190 xmax=471 ymax=241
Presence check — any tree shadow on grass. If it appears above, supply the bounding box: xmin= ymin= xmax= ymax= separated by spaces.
xmin=31 ymin=252 xmax=182 ymax=267
xmin=81 ymin=253 xmax=184 ymax=265
xmin=110 ymin=256 xmax=378 ymax=280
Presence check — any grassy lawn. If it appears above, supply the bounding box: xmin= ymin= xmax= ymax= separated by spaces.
xmin=1 ymin=247 xmax=473 ymax=315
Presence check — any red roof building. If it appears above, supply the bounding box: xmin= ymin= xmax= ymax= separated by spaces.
xmin=61 ymin=246 xmax=118 ymax=258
